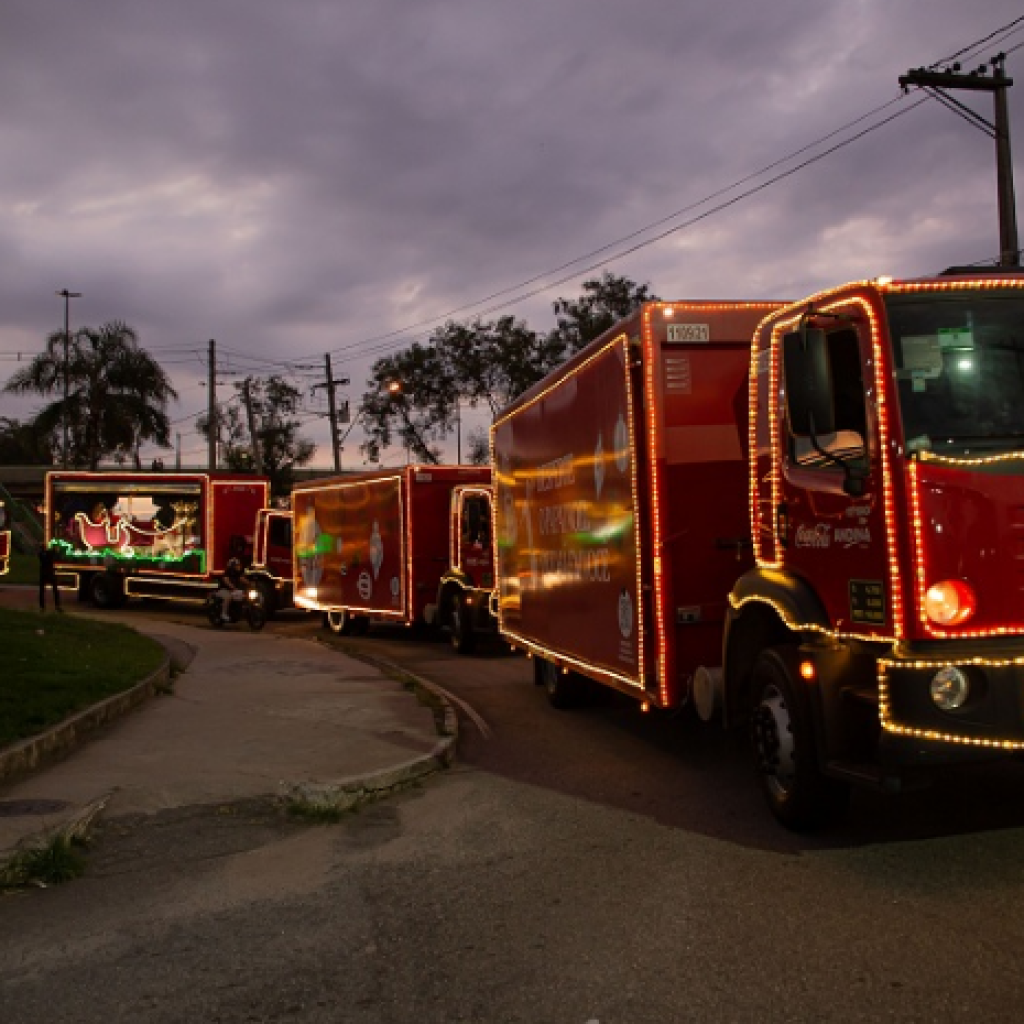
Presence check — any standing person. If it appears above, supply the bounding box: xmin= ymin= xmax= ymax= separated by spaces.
xmin=38 ymin=542 xmax=62 ymax=612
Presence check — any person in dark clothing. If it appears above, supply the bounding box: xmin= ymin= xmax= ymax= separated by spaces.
xmin=38 ymin=543 xmax=62 ymax=612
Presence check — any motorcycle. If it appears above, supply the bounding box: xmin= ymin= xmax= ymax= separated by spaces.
xmin=205 ymin=586 xmax=267 ymax=631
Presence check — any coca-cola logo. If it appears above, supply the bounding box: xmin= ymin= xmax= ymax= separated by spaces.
xmin=794 ymin=523 xmax=872 ymax=549
xmin=795 ymin=523 xmax=830 ymax=549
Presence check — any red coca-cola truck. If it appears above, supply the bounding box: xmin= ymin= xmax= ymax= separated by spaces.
xmin=492 ymin=274 xmax=1024 ymax=828
xmin=45 ymin=470 xmax=270 ymax=607
xmin=292 ymin=465 xmax=494 ymax=643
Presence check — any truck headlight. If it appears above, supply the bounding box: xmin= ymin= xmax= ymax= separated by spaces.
xmin=248 ymin=589 xmax=259 ymax=601
xmin=930 ymin=666 xmax=970 ymax=710
xmin=924 ymin=579 xmax=977 ymax=627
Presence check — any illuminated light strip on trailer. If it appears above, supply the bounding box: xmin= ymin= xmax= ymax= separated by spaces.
xmin=878 ymin=654 xmax=1024 ymax=750
xmin=641 ymin=308 xmax=670 ymax=703
xmin=622 ymin=331 xmax=647 ymax=695
xmin=501 ymin=628 xmax=646 ymax=692
xmin=123 ymin=577 xmax=212 ymax=604
xmin=401 ymin=468 xmax=413 ymax=621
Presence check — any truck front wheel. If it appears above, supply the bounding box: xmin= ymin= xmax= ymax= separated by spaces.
xmin=750 ymin=647 xmax=849 ymax=831
xmin=450 ymin=594 xmax=477 ymax=655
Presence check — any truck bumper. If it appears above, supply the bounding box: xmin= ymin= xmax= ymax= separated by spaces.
xmin=877 ymin=644 xmax=1024 ymax=766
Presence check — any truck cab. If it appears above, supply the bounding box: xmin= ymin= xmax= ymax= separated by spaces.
xmin=729 ymin=269 xmax=1024 ymax=824
xmin=248 ymin=508 xmax=294 ymax=616
xmin=434 ymin=483 xmax=496 ymax=653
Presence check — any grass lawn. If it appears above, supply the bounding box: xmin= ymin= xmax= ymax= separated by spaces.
xmin=0 ymin=607 xmax=166 ymax=748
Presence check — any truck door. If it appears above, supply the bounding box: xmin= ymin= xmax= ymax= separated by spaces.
xmin=777 ymin=324 xmax=890 ymax=634
xmin=455 ymin=489 xmax=494 ymax=589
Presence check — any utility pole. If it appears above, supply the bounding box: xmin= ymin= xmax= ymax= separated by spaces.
xmin=312 ymin=354 xmax=350 ymax=473
xmin=900 ymin=53 xmax=1019 ymax=266
xmin=242 ymin=376 xmax=263 ymax=474
xmin=207 ymin=339 xmax=218 ymax=471
xmin=56 ymin=289 xmax=82 ymax=467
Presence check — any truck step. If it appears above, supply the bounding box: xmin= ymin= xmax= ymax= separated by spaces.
xmin=841 ymin=685 xmax=878 ymax=706
xmin=825 ymin=759 xmax=902 ymax=792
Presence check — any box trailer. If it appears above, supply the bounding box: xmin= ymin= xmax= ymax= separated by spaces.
xmin=292 ymin=465 xmax=492 ymax=638
xmin=45 ymin=471 xmax=269 ymax=607
xmin=494 ymin=277 xmax=1024 ymax=828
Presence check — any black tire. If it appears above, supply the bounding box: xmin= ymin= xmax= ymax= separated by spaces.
xmin=252 ymin=578 xmax=276 ymax=619
xmin=750 ymin=647 xmax=850 ymax=831
xmin=205 ymin=596 xmax=224 ymax=628
xmin=326 ymin=609 xmax=357 ymax=635
xmin=536 ymin=658 xmax=581 ymax=709
xmin=246 ymin=600 xmax=267 ymax=632
xmin=450 ymin=593 xmax=477 ymax=655
xmin=89 ymin=572 xmax=122 ymax=610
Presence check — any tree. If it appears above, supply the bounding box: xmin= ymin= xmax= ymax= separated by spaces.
xmin=197 ymin=375 xmax=315 ymax=497
xmin=0 ymin=417 xmax=54 ymax=464
xmin=3 ymin=320 xmax=178 ymax=469
xmin=358 ymin=273 xmax=657 ymax=464
xmin=548 ymin=271 xmax=660 ymax=355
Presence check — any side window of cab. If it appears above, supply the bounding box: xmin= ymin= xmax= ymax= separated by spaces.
xmin=787 ymin=327 xmax=869 ymax=471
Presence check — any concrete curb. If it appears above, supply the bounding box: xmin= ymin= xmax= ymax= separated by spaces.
xmin=0 ymin=654 xmax=172 ymax=788
xmin=283 ymin=648 xmax=460 ymax=814
xmin=0 ymin=793 xmax=113 ymax=887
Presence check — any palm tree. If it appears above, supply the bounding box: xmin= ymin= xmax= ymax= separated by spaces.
xmin=3 ymin=320 xmax=178 ymax=469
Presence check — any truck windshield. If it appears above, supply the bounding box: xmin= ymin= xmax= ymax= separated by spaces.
xmin=886 ymin=291 xmax=1024 ymax=456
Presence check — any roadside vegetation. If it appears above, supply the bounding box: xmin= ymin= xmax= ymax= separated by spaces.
xmin=0 ymin=607 xmax=165 ymax=747
xmin=3 ymin=550 xmax=36 ymax=586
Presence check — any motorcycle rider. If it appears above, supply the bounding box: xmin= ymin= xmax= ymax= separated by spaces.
xmin=216 ymin=557 xmax=250 ymax=623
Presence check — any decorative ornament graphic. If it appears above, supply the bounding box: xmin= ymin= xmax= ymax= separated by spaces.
xmin=369 ymin=520 xmax=384 ymax=579
xmin=614 ymin=412 xmax=629 ymax=473
xmin=297 ymin=512 xmax=323 ymax=588
xmin=617 ymin=588 xmax=634 ymax=639
xmin=594 ymin=432 xmax=605 ymax=499
xmin=357 ymin=571 xmax=372 ymax=600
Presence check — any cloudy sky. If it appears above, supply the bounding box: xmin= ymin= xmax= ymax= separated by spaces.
xmin=2 ymin=1 xmax=1023 ymax=468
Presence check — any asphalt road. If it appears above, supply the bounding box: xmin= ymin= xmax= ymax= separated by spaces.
xmin=4 ymin=606 xmax=1024 ymax=1022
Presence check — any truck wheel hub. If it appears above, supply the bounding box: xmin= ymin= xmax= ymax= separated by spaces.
xmin=753 ymin=685 xmax=796 ymax=798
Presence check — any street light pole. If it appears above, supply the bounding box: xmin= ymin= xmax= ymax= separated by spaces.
xmin=56 ymin=289 xmax=82 ymax=467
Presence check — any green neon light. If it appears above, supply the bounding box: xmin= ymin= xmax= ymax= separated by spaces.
xmin=51 ymin=538 xmax=207 ymax=574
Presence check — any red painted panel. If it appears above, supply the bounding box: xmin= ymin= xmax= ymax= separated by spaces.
xmin=493 ymin=335 xmax=643 ymax=689
xmin=909 ymin=459 xmax=1024 ymax=639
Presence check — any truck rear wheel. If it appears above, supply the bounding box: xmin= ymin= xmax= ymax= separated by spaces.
xmin=326 ymin=609 xmax=356 ymax=635
xmin=450 ymin=593 xmax=477 ymax=655
xmin=536 ymin=658 xmax=581 ymax=709
xmin=326 ymin=609 xmax=369 ymax=635
xmin=89 ymin=572 xmax=124 ymax=610
xmin=750 ymin=647 xmax=849 ymax=831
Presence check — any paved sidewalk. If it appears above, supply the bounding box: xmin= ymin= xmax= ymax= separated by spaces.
xmin=0 ymin=586 xmax=454 ymax=864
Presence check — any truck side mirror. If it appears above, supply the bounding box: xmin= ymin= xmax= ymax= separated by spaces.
xmin=783 ymin=327 xmax=836 ymax=437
